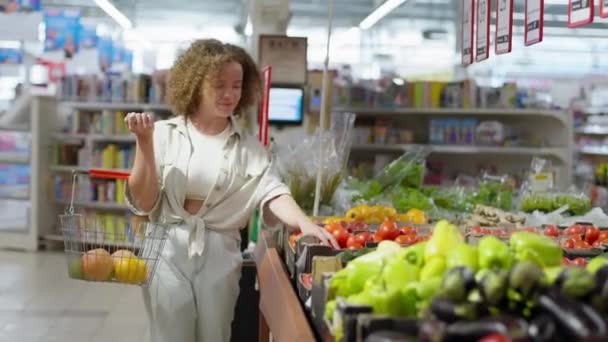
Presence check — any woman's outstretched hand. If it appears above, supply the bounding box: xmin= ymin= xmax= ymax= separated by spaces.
xmin=125 ymin=112 xmax=155 ymax=142
xmin=298 ymin=219 xmax=340 ymax=249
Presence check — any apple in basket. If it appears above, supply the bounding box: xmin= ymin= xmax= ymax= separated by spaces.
xmin=82 ymin=249 xmax=114 ymax=281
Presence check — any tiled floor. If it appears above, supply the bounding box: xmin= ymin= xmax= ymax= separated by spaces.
xmin=0 ymin=250 xmax=149 ymax=342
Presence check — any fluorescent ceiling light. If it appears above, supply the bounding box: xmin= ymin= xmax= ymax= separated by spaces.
xmin=0 ymin=40 xmax=21 ymax=49
xmin=244 ymin=16 xmax=252 ymax=36
xmin=359 ymin=0 xmax=408 ymax=30
xmin=94 ymin=0 xmax=132 ymax=30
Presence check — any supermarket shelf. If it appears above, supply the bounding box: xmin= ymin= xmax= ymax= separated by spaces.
xmin=579 ymin=146 xmax=608 ymax=156
xmin=575 ymin=127 xmax=608 ymax=135
xmin=63 ymin=101 xmax=171 ymax=112
xmin=43 ymin=233 xmax=140 ymax=249
xmin=50 ymin=165 xmax=130 ymax=173
xmin=334 ymin=107 xmax=568 ymax=124
xmin=52 ymin=133 xmax=135 ymax=143
xmin=0 ymin=152 xmax=29 ymax=164
xmin=55 ymin=200 xmax=129 ymax=211
xmin=0 ymin=194 xmax=29 ymax=201
xmin=352 ymin=144 xmax=567 ymax=159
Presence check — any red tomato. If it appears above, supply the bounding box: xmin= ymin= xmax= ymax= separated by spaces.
xmin=346 ymin=235 xmax=358 ymax=249
xmin=395 ymin=234 xmax=418 ymax=245
xmin=544 ymin=225 xmax=560 ymax=237
xmin=564 ymin=225 xmax=584 ymax=236
xmin=571 ymin=234 xmax=584 ymax=242
xmin=417 ymin=234 xmax=431 ymax=242
xmin=494 ymin=229 xmax=507 ymax=237
xmin=470 ymin=226 xmax=483 ymax=234
xmin=289 ymin=234 xmax=299 ymax=248
xmin=354 ymin=232 xmax=371 ymax=245
xmin=585 ymin=226 xmax=600 ymax=245
xmin=564 ymin=239 xmax=575 ymax=249
xmin=574 ymin=240 xmax=592 ymax=250
xmin=599 ymin=231 xmax=608 ymax=242
xmin=324 ymin=223 xmax=341 ymax=234
xmin=479 ymin=333 xmax=511 ymax=342
xmin=378 ymin=220 xmax=399 ymax=240
xmin=347 ymin=242 xmax=363 ymax=250
xmin=331 ymin=227 xmax=350 ymax=249
xmin=373 ymin=233 xmax=383 ymax=243
xmin=400 ymin=226 xmax=417 ymax=236
xmin=523 ymin=227 xmax=539 ymax=233
xmin=562 ymin=257 xmax=570 ymax=265
xmin=572 ymin=257 xmax=587 ymax=267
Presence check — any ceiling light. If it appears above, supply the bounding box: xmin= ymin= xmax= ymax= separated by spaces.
xmin=94 ymin=0 xmax=132 ymax=30
xmin=0 ymin=40 xmax=21 ymax=49
xmin=244 ymin=17 xmax=252 ymax=36
xmin=359 ymin=0 xmax=409 ymax=30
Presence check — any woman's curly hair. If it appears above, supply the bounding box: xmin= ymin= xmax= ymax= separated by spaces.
xmin=167 ymin=39 xmax=262 ymax=116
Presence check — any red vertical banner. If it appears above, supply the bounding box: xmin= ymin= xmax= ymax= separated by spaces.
xmin=601 ymin=0 xmax=608 ymax=18
xmin=495 ymin=0 xmax=514 ymax=54
xmin=258 ymin=66 xmax=272 ymax=147
xmin=461 ymin=0 xmax=475 ymax=65
xmin=525 ymin=0 xmax=544 ymax=46
xmin=475 ymin=0 xmax=491 ymax=61
xmin=568 ymin=0 xmax=594 ymax=27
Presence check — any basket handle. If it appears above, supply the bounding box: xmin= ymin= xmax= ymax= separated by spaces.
xmin=89 ymin=169 xmax=131 ymax=180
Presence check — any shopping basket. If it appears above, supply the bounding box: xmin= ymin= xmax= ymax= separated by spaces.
xmin=59 ymin=169 xmax=168 ymax=287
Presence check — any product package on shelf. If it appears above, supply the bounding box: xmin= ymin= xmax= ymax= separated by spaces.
xmin=58 ymin=72 xmax=167 ymax=104
xmin=0 ymin=164 xmax=30 ymax=198
xmin=67 ymin=110 xmax=135 ymax=135
xmin=277 ymin=112 xmax=356 ymax=214
xmin=53 ymin=174 xmax=127 ymax=204
xmin=0 ymin=130 xmax=31 ymax=157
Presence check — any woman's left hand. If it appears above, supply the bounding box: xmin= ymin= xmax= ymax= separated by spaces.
xmin=298 ymin=219 xmax=340 ymax=249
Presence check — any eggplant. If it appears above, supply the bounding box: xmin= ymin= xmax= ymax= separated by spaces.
xmin=509 ymin=261 xmax=546 ymax=301
xmin=589 ymin=266 xmax=608 ymax=315
xmin=430 ymin=297 xmax=478 ymax=324
xmin=528 ymin=315 xmax=560 ymax=342
xmin=440 ymin=266 xmax=477 ymax=303
xmin=478 ymin=269 xmax=509 ymax=307
xmin=553 ymin=267 xmax=595 ymax=300
xmin=418 ymin=319 xmax=447 ymax=342
xmin=536 ymin=290 xmax=607 ymax=340
xmin=364 ymin=330 xmax=415 ymax=342
xmin=444 ymin=315 xmax=529 ymax=342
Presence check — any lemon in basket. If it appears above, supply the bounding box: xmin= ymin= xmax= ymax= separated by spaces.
xmin=114 ymin=257 xmax=148 ymax=284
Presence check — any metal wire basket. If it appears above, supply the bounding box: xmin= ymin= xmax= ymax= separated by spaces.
xmin=59 ymin=169 xmax=168 ymax=287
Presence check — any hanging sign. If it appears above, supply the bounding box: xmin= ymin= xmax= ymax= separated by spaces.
xmin=461 ymin=0 xmax=474 ymax=65
xmin=568 ymin=0 xmax=594 ymax=27
xmin=601 ymin=0 xmax=608 ymax=17
xmin=524 ymin=0 xmax=544 ymax=46
xmin=495 ymin=0 xmax=513 ymax=54
xmin=476 ymin=0 xmax=490 ymax=61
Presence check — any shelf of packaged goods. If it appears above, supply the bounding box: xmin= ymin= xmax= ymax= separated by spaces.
xmin=43 ymin=233 xmax=142 ymax=249
xmin=50 ymin=165 xmax=130 ymax=174
xmin=579 ymin=146 xmax=608 ymax=156
xmin=0 ymin=194 xmax=29 ymax=201
xmin=334 ymin=107 xmax=568 ymax=124
xmin=0 ymin=152 xmax=29 ymax=164
xmin=575 ymin=127 xmax=608 ymax=135
xmin=62 ymin=101 xmax=171 ymax=112
xmin=52 ymin=133 xmax=135 ymax=143
xmin=55 ymin=200 xmax=129 ymax=211
xmin=351 ymin=144 xmax=567 ymax=159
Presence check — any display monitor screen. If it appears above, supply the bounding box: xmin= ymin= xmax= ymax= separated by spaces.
xmin=268 ymin=87 xmax=304 ymax=124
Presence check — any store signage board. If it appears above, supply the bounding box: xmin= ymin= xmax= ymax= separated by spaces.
xmin=495 ymin=0 xmax=514 ymax=54
xmin=601 ymin=0 xmax=608 ymax=17
xmin=461 ymin=0 xmax=475 ymax=65
xmin=568 ymin=0 xmax=594 ymax=27
xmin=476 ymin=0 xmax=490 ymax=61
xmin=258 ymin=35 xmax=307 ymax=85
xmin=525 ymin=0 xmax=544 ymax=46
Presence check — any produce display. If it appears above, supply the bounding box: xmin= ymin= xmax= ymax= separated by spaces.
xmin=309 ymin=219 xmax=608 ymax=341
xmin=520 ymin=192 xmax=592 ymax=215
xmin=68 ymin=248 xmax=148 ymax=285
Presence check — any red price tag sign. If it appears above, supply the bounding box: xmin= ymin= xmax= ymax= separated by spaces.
xmin=258 ymin=66 xmax=272 ymax=147
xmin=525 ymin=0 xmax=544 ymax=46
xmin=461 ymin=0 xmax=475 ymax=65
xmin=495 ymin=0 xmax=514 ymax=54
xmin=568 ymin=0 xmax=594 ymax=27
xmin=476 ymin=0 xmax=491 ymax=61
xmin=601 ymin=0 xmax=608 ymax=17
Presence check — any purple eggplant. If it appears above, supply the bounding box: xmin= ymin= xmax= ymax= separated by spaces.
xmin=444 ymin=315 xmax=530 ymax=342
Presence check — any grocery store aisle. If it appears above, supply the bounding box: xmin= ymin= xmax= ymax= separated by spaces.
xmin=0 ymin=250 xmax=149 ymax=342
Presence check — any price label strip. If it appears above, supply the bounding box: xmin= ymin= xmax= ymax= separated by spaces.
xmin=525 ymin=0 xmax=544 ymax=46
xmin=568 ymin=0 xmax=594 ymax=27
xmin=601 ymin=0 xmax=608 ymax=17
xmin=462 ymin=0 xmax=475 ymax=65
xmin=476 ymin=0 xmax=490 ymax=61
xmin=495 ymin=0 xmax=514 ymax=54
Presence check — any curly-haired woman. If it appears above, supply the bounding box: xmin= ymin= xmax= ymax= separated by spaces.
xmin=124 ymin=39 xmax=338 ymax=342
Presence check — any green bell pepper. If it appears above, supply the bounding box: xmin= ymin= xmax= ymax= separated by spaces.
xmin=396 ymin=242 xmax=427 ymax=268
xmin=347 ymin=282 xmax=404 ymax=317
xmin=382 ymin=258 xmax=420 ymax=292
xmin=420 ymin=257 xmax=446 ymax=280
xmin=509 ymin=232 xmax=562 ymax=269
xmin=447 ymin=244 xmax=479 ymax=272
xmin=478 ymin=235 xmax=514 ymax=270
xmin=587 ymin=255 xmax=608 ymax=274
